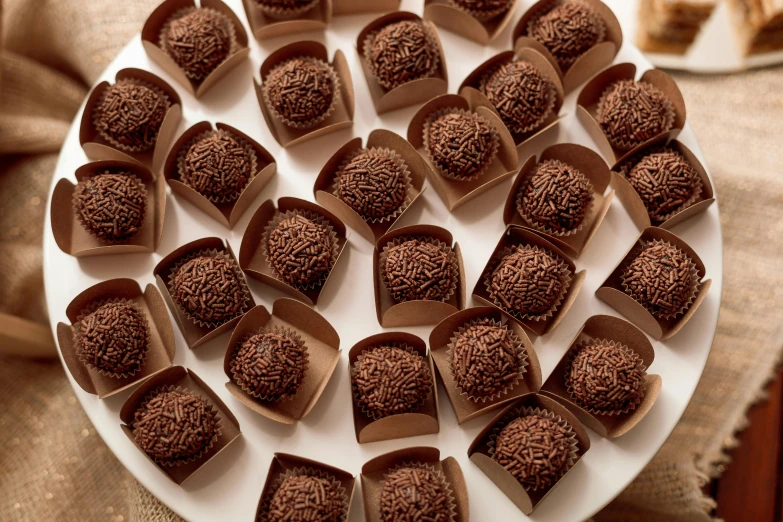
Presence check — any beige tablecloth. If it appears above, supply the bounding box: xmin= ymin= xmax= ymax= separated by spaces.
xmin=2 ymin=1 xmax=783 ymax=520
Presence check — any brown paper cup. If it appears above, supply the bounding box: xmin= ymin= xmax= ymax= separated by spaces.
xmin=257 ymin=465 xmax=350 ymax=522
xmin=379 ymin=235 xmax=459 ymax=305
xmin=363 ymin=20 xmax=441 ymax=91
xmin=448 ymin=0 xmax=513 ymax=22
xmin=256 ymin=0 xmax=320 ymax=20
xmin=72 ymin=170 xmax=148 ymax=244
xmin=379 ymin=461 xmax=457 ymax=522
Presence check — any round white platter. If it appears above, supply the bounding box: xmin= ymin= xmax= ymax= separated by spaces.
xmin=43 ymin=0 xmax=723 ymax=520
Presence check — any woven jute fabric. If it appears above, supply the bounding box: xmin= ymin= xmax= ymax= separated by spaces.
xmin=1 ymin=0 xmax=782 ymax=520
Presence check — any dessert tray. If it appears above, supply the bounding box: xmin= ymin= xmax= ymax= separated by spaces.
xmin=43 ymin=0 xmax=723 ymax=520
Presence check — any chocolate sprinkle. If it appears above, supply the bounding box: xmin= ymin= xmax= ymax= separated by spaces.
xmin=626 ymin=148 xmax=699 ymax=222
xmin=450 ymin=0 xmax=513 ymax=20
xmin=380 ymin=467 xmax=452 ymax=522
xmin=622 ymin=242 xmax=694 ymax=318
xmin=518 ymin=159 xmax=592 ymax=234
xmin=453 ymin=321 xmax=522 ymax=399
xmin=597 ymin=80 xmax=673 ymax=150
xmin=265 ymin=58 xmax=335 ymax=128
xmin=489 ymin=246 xmax=566 ymax=316
xmin=182 ymin=132 xmax=251 ymax=202
xmin=354 ymin=346 xmax=431 ymax=420
xmin=267 ymin=215 xmax=333 ymax=286
xmin=164 ymin=9 xmax=231 ymax=81
xmin=493 ymin=414 xmax=573 ymax=490
xmin=268 ymin=475 xmax=343 ymax=522
xmin=368 ymin=20 xmax=437 ymax=90
xmin=172 ymin=255 xmax=246 ymax=324
xmin=383 ymin=239 xmax=457 ymax=303
xmin=231 ymin=330 xmax=307 ymax=401
xmin=133 ymin=389 xmax=217 ymax=464
xmin=528 ymin=2 xmax=606 ymax=70
xmin=568 ymin=342 xmax=646 ymax=414
xmin=481 ymin=60 xmax=555 ymax=135
xmin=77 ymin=303 xmax=148 ymax=375
xmin=75 ymin=172 xmax=146 ymax=243
xmin=94 ymin=80 xmax=167 ymax=152
xmin=427 ymin=111 xmax=496 ymax=180
xmin=337 ymin=150 xmax=407 ymax=220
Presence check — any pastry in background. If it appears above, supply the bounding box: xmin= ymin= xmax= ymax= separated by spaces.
xmin=637 ymin=0 xmax=717 ymax=54
xmin=727 ymin=0 xmax=783 ymax=54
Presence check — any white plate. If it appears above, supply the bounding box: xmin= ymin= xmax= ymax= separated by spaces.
xmin=43 ymin=1 xmax=723 ymax=521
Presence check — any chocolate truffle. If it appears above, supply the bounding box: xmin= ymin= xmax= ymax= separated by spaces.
xmin=265 ymin=57 xmax=335 ymax=128
xmin=77 ymin=302 xmax=148 ymax=375
xmin=164 ymin=9 xmax=231 ymax=81
xmin=489 ymin=246 xmax=566 ymax=317
xmin=268 ymin=475 xmax=343 ymax=522
xmin=94 ymin=80 xmax=168 ymax=152
xmin=518 ymin=159 xmax=592 ymax=234
xmin=480 ymin=60 xmax=555 ymax=135
xmin=528 ymin=2 xmax=606 ymax=70
xmin=182 ymin=132 xmax=252 ymax=202
xmin=75 ymin=172 xmax=146 ymax=243
xmin=625 ymin=148 xmax=700 ymax=222
xmin=597 ymin=80 xmax=673 ymax=150
xmin=622 ymin=242 xmax=694 ymax=318
xmin=493 ymin=414 xmax=573 ymax=490
xmin=267 ymin=214 xmax=333 ymax=286
xmin=231 ymin=330 xmax=307 ymax=401
xmin=450 ymin=0 xmax=513 ymax=21
xmin=568 ymin=341 xmax=646 ymax=414
xmin=453 ymin=322 xmax=523 ymax=399
xmin=354 ymin=346 xmax=431 ymax=419
xmin=337 ymin=150 xmax=407 ymax=220
xmin=383 ymin=239 xmax=457 ymax=303
xmin=368 ymin=20 xmax=438 ymax=90
xmin=427 ymin=111 xmax=496 ymax=180
xmin=172 ymin=255 xmax=246 ymax=324
xmin=381 ymin=467 xmax=452 ymax=522
xmin=133 ymin=389 xmax=217 ymax=464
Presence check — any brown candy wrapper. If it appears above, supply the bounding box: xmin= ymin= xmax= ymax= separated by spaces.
xmin=333 ymin=0 xmax=400 ymax=15
xmin=424 ymin=0 xmax=520 ymax=45
xmin=256 ymin=0 xmax=319 ymax=20
xmin=243 ymin=0 xmax=331 ymax=41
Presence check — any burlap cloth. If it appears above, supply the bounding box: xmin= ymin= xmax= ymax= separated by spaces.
xmin=1 ymin=1 xmax=782 ymax=520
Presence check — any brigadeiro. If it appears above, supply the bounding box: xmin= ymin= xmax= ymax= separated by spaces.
xmin=262 ymin=470 xmax=347 ymax=522
xmin=74 ymin=171 xmax=147 ymax=243
xmin=353 ymin=345 xmax=432 ymax=420
xmin=162 ymin=8 xmax=234 ymax=82
xmin=133 ymin=388 xmax=219 ymax=465
xmin=423 ymin=109 xmax=499 ymax=181
xmin=171 ymin=254 xmax=249 ymax=326
xmin=527 ymin=2 xmax=606 ymax=71
xmin=597 ymin=80 xmax=675 ymax=151
xmin=335 ymin=148 xmax=410 ymax=222
xmin=230 ymin=327 xmax=308 ymax=401
xmin=480 ymin=60 xmax=556 ymax=135
xmin=448 ymin=0 xmax=514 ymax=21
xmin=366 ymin=20 xmax=439 ymax=91
xmin=263 ymin=57 xmax=339 ymax=129
xmin=93 ymin=79 xmax=170 ymax=152
xmin=621 ymin=241 xmax=698 ymax=319
xmin=75 ymin=301 xmax=149 ymax=376
xmin=381 ymin=465 xmax=455 ymax=522
xmin=381 ymin=238 xmax=459 ymax=303
xmin=264 ymin=212 xmax=338 ymax=288
xmin=566 ymin=340 xmax=646 ymax=415
xmin=256 ymin=0 xmax=320 ymax=20
xmin=179 ymin=130 xmax=255 ymax=203
xmin=516 ymin=159 xmax=593 ymax=235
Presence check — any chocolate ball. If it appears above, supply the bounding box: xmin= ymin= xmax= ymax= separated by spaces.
xmin=450 ymin=0 xmax=514 ymax=20
xmin=133 ymin=389 xmax=217 ymax=464
xmin=626 ymin=148 xmax=699 ymax=222
xmin=268 ymin=475 xmax=343 ymax=522
xmin=172 ymin=255 xmax=246 ymax=324
xmin=354 ymin=346 xmax=431 ymax=419
xmin=481 ymin=60 xmax=555 ymax=135
xmin=383 ymin=239 xmax=457 ymax=303
xmin=597 ymin=80 xmax=673 ymax=150
xmin=182 ymin=132 xmax=252 ymax=202
xmin=77 ymin=303 xmax=148 ymax=375
xmin=453 ymin=322 xmax=523 ymax=399
xmin=94 ymin=80 xmax=167 ymax=152
xmin=231 ymin=330 xmax=307 ymax=401
xmin=622 ymin=242 xmax=694 ymax=318
xmin=164 ymin=9 xmax=231 ymax=81
xmin=265 ymin=58 xmax=335 ymax=128
xmin=518 ymin=159 xmax=592 ymax=234
xmin=493 ymin=414 xmax=572 ymax=490
xmin=368 ymin=20 xmax=437 ymax=90
xmin=381 ymin=467 xmax=451 ymax=522
xmin=427 ymin=111 xmax=496 ymax=180
xmin=489 ymin=246 xmax=565 ymax=316
xmin=528 ymin=2 xmax=606 ymax=70
xmin=267 ymin=215 xmax=333 ymax=286
xmin=568 ymin=342 xmax=646 ymax=414
xmin=337 ymin=150 xmax=407 ymax=220
xmin=75 ymin=172 xmax=146 ymax=243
